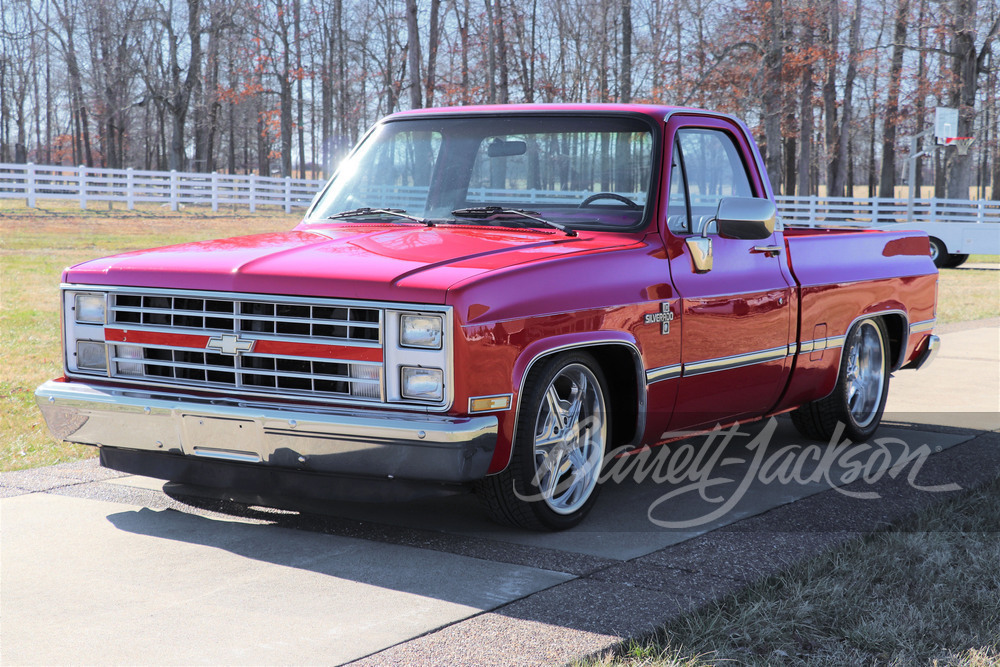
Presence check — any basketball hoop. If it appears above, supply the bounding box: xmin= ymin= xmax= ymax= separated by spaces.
xmin=944 ymin=137 xmax=975 ymax=156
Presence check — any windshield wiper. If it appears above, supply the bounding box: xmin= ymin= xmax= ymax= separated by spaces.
xmin=328 ymin=208 xmax=435 ymax=227
xmin=450 ymin=207 xmax=577 ymax=237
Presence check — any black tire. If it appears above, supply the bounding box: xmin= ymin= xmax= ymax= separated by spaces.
xmin=791 ymin=318 xmax=891 ymax=443
xmin=944 ymin=253 xmax=969 ymax=268
xmin=929 ymin=237 xmax=948 ymax=268
xmin=475 ymin=352 xmax=609 ymax=531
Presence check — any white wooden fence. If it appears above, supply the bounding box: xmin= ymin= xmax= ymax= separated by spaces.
xmin=0 ymin=162 xmax=322 ymax=213
xmin=774 ymin=194 xmax=1000 ymax=227
xmin=2 ymin=162 xmax=998 ymax=226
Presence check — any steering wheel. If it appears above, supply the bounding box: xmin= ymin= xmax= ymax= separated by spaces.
xmin=578 ymin=192 xmax=641 ymax=209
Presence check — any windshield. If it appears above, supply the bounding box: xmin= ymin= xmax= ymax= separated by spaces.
xmin=306 ymin=114 xmax=658 ymax=231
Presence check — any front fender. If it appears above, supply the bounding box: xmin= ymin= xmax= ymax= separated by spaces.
xmin=485 ymin=331 xmax=644 ymax=474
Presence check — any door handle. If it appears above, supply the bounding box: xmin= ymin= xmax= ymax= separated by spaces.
xmin=750 ymin=245 xmax=783 ymax=256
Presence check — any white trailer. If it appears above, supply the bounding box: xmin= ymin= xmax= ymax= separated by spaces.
xmin=776 ymin=195 xmax=1000 ymax=267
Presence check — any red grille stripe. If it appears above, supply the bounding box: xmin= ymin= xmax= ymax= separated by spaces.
xmin=105 ymin=328 xmax=212 ymax=348
xmin=253 ymin=340 xmax=384 ymax=362
xmin=104 ymin=328 xmax=383 ymax=363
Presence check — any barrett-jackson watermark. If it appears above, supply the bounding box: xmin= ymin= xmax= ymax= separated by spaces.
xmin=517 ymin=417 xmax=961 ymax=528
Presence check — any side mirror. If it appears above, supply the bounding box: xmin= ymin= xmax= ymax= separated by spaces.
xmin=715 ymin=197 xmax=777 ymax=240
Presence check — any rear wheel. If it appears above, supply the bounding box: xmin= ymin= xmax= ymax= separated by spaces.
xmin=928 ymin=237 xmax=949 ymax=268
xmin=944 ymin=253 xmax=969 ymax=268
xmin=475 ymin=352 xmax=609 ymax=531
xmin=791 ymin=318 xmax=890 ymax=442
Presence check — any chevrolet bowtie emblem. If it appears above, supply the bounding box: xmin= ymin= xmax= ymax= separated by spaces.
xmin=206 ymin=334 xmax=256 ymax=356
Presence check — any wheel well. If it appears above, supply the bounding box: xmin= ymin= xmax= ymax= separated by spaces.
xmin=584 ymin=345 xmax=641 ymax=449
xmin=879 ymin=313 xmax=907 ymax=370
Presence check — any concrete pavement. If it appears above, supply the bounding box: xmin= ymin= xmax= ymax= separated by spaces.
xmin=2 ymin=320 xmax=997 ymax=665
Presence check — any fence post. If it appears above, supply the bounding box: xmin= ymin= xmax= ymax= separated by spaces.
xmin=211 ymin=171 xmax=219 ymax=212
xmin=170 ymin=170 xmax=178 ymax=211
xmin=871 ymin=198 xmax=879 ymax=224
xmin=284 ymin=176 xmax=292 ymax=213
xmin=249 ymin=173 xmax=257 ymax=212
xmin=79 ymin=165 xmax=87 ymax=210
xmin=26 ymin=162 xmax=36 ymax=208
xmin=126 ymin=168 xmax=135 ymax=210
xmin=978 ymin=199 xmax=985 ymax=224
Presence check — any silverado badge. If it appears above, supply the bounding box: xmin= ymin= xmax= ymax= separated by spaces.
xmin=644 ymin=302 xmax=675 ymax=335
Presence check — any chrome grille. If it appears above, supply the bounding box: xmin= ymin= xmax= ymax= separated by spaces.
xmin=110 ymin=294 xmax=381 ymax=342
xmin=106 ymin=291 xmax=383 ymax=401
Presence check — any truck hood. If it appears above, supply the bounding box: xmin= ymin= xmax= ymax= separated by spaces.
xmin=63 ymin=223 xmax=637 ymax=304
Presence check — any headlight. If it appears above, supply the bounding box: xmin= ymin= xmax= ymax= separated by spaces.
xmin=75 ymin=293 xmax=106 ymax=323
xmin=400 ymin=366 xmax=443 ymax=401
xmin=76 ymin=341 xmax=108 ymax=372
xmin=400 ymin=314 xmax=442 ymax=349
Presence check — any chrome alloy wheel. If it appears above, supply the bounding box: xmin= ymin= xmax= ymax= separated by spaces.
xmin=530 ymin=363 xmax=607 ymax=515
xmin=844 ymin=319 xmax=887 ymax=428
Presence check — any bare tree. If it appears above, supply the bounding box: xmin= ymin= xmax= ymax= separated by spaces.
xmin=763 ymin=0 xmax=785 ymax=194
xmin=879 ymin=0 xmax=909 ymax=198
xmin=832 ymin=0 xmax=863 ymax=197
xmin=405 ymin=0 xmax=422 ymax=109
xmin=797 ymin=0 xmax=817 ymax=197
xmin=138 ymin=0 xmax=204 ymax=171
xmin=944 ymin=0 xmax=999 ymax=198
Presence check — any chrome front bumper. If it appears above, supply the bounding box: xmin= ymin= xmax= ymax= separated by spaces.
xmin=35 ymin=380 xmax=498 ymax=484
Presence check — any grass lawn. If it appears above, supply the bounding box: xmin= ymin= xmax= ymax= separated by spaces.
xmin=936 ymin=260 xmax=1000 ymax=324
xmin=586 ymin=473 xmax=1000 ymax=666
xmin=1 ymin=202 xmax=299 ymax=471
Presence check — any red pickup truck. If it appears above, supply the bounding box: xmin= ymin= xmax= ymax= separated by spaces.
xmin=37 ymin=104 xmax=940 ymax=530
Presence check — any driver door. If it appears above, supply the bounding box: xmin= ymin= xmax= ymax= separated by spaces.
xmin=664 ymin=121 xmax=795 ymax=431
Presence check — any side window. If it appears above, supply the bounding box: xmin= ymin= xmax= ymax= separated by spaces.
xmin=676 ymin=128 xmax=753 ymax=234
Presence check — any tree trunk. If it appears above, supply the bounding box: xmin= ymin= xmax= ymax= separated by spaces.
xmin=257 ymin=99 xmax=269 ymax=176
xmin=275 ymin=0 xmax=293 ymax=177
xmin=405 ymin=0 xmax=422 ymax=109
xmin=458 ymin=0 xmax=470 ymax=103
xmin=990 ymin=66 xmax=1000 ymax=198
xmin=878 ymin=0 xmax=908 ymax=198
xmin=763 ymin=0 xmax=784 ymax=194
xmin=56 ymin=0 xmax=94 ymax=167
xmin=484 ymin=0 xmax=496 ymax=103
xmin=822 ymin=0 xmax=840 ymax=196
xmin=797 ymin=8 xmax=815 ymax=197
xmin=166 ymin=0 xmax=203 ymax=172
xmin=295 ymin=0 xmax=306 ymax=178
xmin=833 ymin=0 xmax=862 ymax=197
xmin=495 ymin=0 xmax=510 ymax=103
xmin=867 ymin=108 xmax=877 ymax=198
xmin=784 ymin=133 xmax=797 ymax=196
xmin=943 ymin=0 xmax=997 ymax=199
xmin=913 ymin=0 xmax=929 ymax=195
xmin=426 ymin=0 xmax=441 ymax=107
xmin=621 ymin=0 xmax=632 ymax=103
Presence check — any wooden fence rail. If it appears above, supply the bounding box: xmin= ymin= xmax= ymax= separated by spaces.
xmin=0 ymin=162 xmax=321 ymax=213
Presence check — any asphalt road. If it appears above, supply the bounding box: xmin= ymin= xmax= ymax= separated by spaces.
xmin=2 ymin=320 xmax=998 ymax=665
